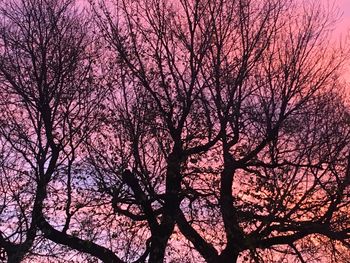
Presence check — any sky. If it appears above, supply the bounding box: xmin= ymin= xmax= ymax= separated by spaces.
xmin=331 ymin=0 xmax=350 ymax=82
xmin=335 ymin=0 xmax=350 ymax=37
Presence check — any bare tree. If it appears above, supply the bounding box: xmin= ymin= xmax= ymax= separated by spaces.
xmin=0 ymin=0 xmax=349 ymax=262
xmin=173 ymin=1 xmax=350 ymax=262
xmin=91 ymin=0 xmax=350 ymax=262
xmin=0 ymin=0 xmax=102 ymax=262
xmin=80 ymin=0 xmax=226 ymax=261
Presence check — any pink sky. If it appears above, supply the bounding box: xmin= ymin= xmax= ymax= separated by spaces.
xmin=332 ymin=0 xmax=350 ymax=82
xmin=335 ymin=0 xmax=350 ymax=36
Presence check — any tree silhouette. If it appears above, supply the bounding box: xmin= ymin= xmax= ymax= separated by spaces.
xmin=0 ymin=0 xmax=101 ymax=261
xmin=0 ymin=0 xmax=349 ymax=262
xmin=92 ymin=0 xmax=350 ymax=262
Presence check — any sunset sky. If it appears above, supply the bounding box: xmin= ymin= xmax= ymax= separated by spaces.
xmin=336 ymin=0 xmax=350 ymax=36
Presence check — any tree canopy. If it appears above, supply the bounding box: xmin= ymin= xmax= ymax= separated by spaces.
xmin=0 ymin=0 xmax=350 ymax=262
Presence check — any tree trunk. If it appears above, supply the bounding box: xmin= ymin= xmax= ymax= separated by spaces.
xmin=7 ymin=250 xmax=25 ymax=263
xmin=149 ymin=234 xmax=168 ymax=263
xmin=214 ymin=251 xmax=239 ymax=263
xmin=148 ymin=148 xmax=183 ymax=262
